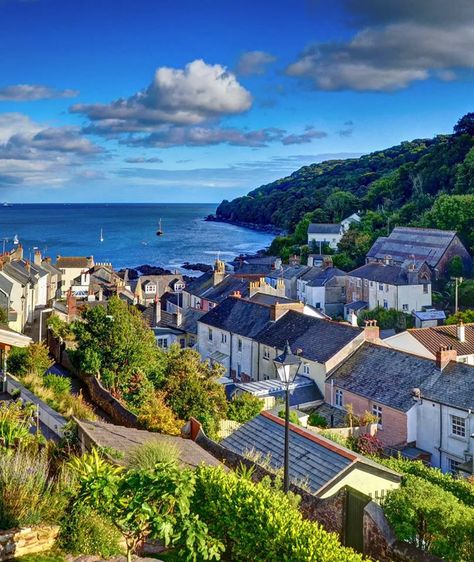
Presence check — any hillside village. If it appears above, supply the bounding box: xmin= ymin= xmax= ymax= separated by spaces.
xmin=0 ymin=221 xmax=473 ymax=560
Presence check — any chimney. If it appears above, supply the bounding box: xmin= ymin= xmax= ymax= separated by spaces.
xmin=384 ymin=255 xmax=392 ymax=265
xmin=457 ymin=322 xmax=465 ymax=343
xmin=231 ymin=290 xmax=241 ymax=298
xmin=213 ymin=257 xmax=226 ymax=286
xmin=364 ymin=319 xmax=380 ymax=341
xmin=350 ymin=311 xmax=359 ymax=327
xmin=154 ymin=294 xmax=161 ymax=325
xmin=98 ymin=287 xmax=104 ymax=301
xmin=66 ymin=289 xmax=77 ymax=320
xmin=34 ymin=249 xmax=42 ymax=266
xmin=436 ymin=345 xmax=457 ymax=370
xmin=176 ymin=308 xmax=183 ymax=327
xmin=270 ymin=301 xmax=304 ymax=321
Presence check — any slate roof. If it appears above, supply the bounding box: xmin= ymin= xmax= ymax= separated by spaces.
xmin=328 ymin=342 xmax=474 ymax=412
xmin=308 ymin=223 xmax=342 ymax=235
xmin=56 ymin=256 xmax=92 ymax=269
xmin=267 ymin=265 xmax=310 ymax=280
xmin=348 ymin=262 xmax=427 ymax=285
xmin=367 ymin=227 xmax=458 ymax=267
xmin=0 ymin=273 xmax=13 ymax=296
xmin=345 ymin=300 xmax=368 ymax=311
xmin=307 ymin=267 xmax=346 ymax=287
xmin=248 ymin=293 xmax=296 ymax=306
xmin=200 ymin=276 xmax=249 ymax=303
xmin=76 ymin=420 xmax=223 ymax=469
xmin=199 ymin=297 xmax=273 ymax=338
xmin=220 ymin=411 xmax=400 ymax=494
xmin=255 ymin=310 xmax=363 ymax=363
xmin=413 ymin=310 xmax=446 ymax=322
xmin=408 ymin=323 xmax=474 ymax=356
xmin=234 ymin=375 xmax=323 ymax=406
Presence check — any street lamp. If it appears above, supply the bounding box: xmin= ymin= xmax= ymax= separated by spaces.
xmin=273 ymin=341 xmax=301 ymax=493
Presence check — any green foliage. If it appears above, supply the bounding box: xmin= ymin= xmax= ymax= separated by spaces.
xmin=0 ymin=401 xmax=36 ymax=449
xmin=278 ymin=408 xmax=300 ymax=425
xmin=159 ymin=345 xmax=228 ymax=438
xmin=59 ymin=503 xmax=123 ymax=557
xmin=7 ymin=347 xmax=29 ymax=377
xmin=454 ymin=112 xmax=474 ymax=136
xmin=192 ymin=465 xmax=367 ymax=561
xmin=69 ymin=449 xmax=223 ymax=562
xmin=384 ymin=475 xmax=474 ymax=561
xmin=0 ymin=449 xmax=69 ymax=529
xmin=43 ymin=373 xmax=72 ymax=397
xmin=227 ymin=393 xmax=263 ymax=424
xmin=374 ymin=455 xmax=474 ymax=508
xmin=446 ymin=309 xmax=474 ymax=324
xmin=137 ymin=390 xmax=183 ymax=435
xmin=47 ymin=314 xmax=73 ymax=342
xmin=358 ymin=307 xmax=414 ymax=330
xmin=0 ymin=307 xmax=8 ymax=325
xmin=16 ymin=552 xmax=66 ymax=562
xmin=128 ymin=440 xmax=180 ymax=471
xmin=448 ymin=255 xmax=464 ymax=277
xmin=308 ymin=412 xmax=328 ymax=428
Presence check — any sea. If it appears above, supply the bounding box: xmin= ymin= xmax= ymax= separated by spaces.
xmin=0 ymin=203 xmax=275 ymax=273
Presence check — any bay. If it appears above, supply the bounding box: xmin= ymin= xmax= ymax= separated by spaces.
xmin=0 ymin=203 xmax=274 ymax=272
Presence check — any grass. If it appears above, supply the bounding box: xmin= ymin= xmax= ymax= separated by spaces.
xmin=16 ymin=551 xmax=66 ymax=562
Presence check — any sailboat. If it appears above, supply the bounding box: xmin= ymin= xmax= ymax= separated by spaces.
xmin=13 ymin=234 xmax=19 ymax=245
xmin=156 ymin=218 xmax=163 ymax=236
xmin=99 ymin=228 xmax=104 ymax=243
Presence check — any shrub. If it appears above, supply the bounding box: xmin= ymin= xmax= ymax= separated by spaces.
xmin=0 ymin=449 xmax=68 ymax=529
xmin=129 ymin=441 xmax=179 ymax=471
xmin=227 ymin=393 xmax=263 ymax=423
xmin=308 ymin=412 xmax=328 ymax=428
xmin=43 ymin=374 xmax=72 ymax=396
xmin=278 ymin=409 xmax=300 ymax=425
xmin=137 ymin=391 xmax=182 ymax=435
xmin=192 ymin=465 xmax=367 ymax=562
xmin=384 ymin=475 xmax=474 ymax=561
xmin=59 ymin=503 xmax=122 ymax=557
xmin=354 ymin=434 xmax=384 ymax=456
xmin=0 ymin=401 xmax=35 ymax=449
xmin=374 ymin=455 xmax=474 ymax=507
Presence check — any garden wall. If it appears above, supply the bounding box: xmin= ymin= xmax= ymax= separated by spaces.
xmin=0 ymin=526 xmax=59 ymax=560
xmin=5 ymin=375 xmax=67 ymax=438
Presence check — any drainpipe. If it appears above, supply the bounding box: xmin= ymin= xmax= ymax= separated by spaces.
xmin=229 ymin=331 xmax=233 ymax=379
xmin=257 ymin=342 xmax=261 ymax=381
xmin=331 ymin=379 xmax=334 ymax=406
xmin=439 ymin=403 xmax=443 ymax=468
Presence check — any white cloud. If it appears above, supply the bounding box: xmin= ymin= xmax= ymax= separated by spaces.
xmin=72 ymin=59 xmax=252 ymax=132
xmin=0 ymin=84 xmax=78 ymax=101
xmin=236 ymin=51 xmax=277 ymax=75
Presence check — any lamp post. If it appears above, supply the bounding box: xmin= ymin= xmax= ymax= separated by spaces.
xmin=273 ymin=341 xmax=301 ymax=493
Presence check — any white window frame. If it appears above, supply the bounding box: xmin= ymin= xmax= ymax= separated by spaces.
xmin=145 ymin=284 xmax=156 ymax=294
xmin=157 ymin=337 xmax=168 ymax=349
xmin=263 ymin=347 xmax=270 ymax=360
xmin=450 ymin=415 xmax=466 ymax=438
xmin=208 ymin=328 xmax=213 ymax=342
xmin=221 ymin=332 xmax=227 ymax=344
xmin=402 ymin=304 xmax=408 ymax=311
xmin=335 ymin=389 xmax=343 ymax=408
xmin=447 ymin=457 xmax=462 ymax=474
xmin=238 ymin=338 xmax=242 ymax=352
xmin=372 ymin=404 xmax=383 ymax=428
xmin=303 ymin=363 xmax=310 ymax=376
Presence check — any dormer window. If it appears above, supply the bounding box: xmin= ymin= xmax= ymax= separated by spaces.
xmin=144 ymin=284 xmax=156 ymax=294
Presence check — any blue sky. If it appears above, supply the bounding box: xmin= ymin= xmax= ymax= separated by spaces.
xmin=0 ymin=0 xmax=473 ymax=203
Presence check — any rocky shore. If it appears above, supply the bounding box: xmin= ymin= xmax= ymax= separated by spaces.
xmin=204 ymin=214 xmax=284 ymax=235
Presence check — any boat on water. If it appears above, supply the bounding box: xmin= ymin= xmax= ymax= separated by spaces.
xmin=100 ymin=228 xmax=104 ymax=243
xmin=2 ymin=202 xmax=12 ymax=207
xmin=156 ymin=218 xmax=164 ymax=236
xmin=13 ymin=235 xmax=19 ymax=245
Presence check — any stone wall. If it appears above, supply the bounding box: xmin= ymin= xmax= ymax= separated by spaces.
xmin=0 ymin=526 xmax=59 ymax=560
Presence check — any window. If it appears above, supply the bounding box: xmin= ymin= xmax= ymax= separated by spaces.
xmin=364 ymin=279 xmax=368 ymax=286
xmin=451 ymin=415 xmax=466 ymax=438
xmin=370 ymin=281 xmax=374 ymax=287
xmin=448 ymin=458 xmax=462 ymax=474
xmin=237 ymin=364 xmax=242 ymax=378
xmin=238 ymin=338 xmax=242 ymax=352
xmin=385 ymin=284 xmax=389 ymax=293
xmin=383 ymin=299 xmax=388 ymax=310
xmin=263 ymin=347 xmax=270 ymax=360
xmin=379 ymin=283 xmax=383 ymax=291
xmin=357 ymin=279 xmax=362 ymax=288
xmin=145 ymin=284 xmax=156 ymax=294
xmin=423 ymin=284 xmax=428 ymax=294
xmin=335 ymin=389 xmax=343 ymax=407
xmin=303 ymin=363 xmax=310 ymax=375
xmin=208 ymin=328 xmax=213 ymax=342
xmin=402 ymin=304 xmax=408 ymax=311
xmin=221 ymin=332 xmax=227 ymax=344
xmin=179 ymin=338 xmax=186 ymax=349
xmin=157 ymin=338 xmax=168 ymax=349
xmin=372 ymin=404 xmax=383 ymax=428
xmin=315 ymin=302 xmax=321 ymax=309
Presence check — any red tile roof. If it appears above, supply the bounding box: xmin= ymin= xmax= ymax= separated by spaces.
xmin=408 ymin=323 xmax=474 ymax=356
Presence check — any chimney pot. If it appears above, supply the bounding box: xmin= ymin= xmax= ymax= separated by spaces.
xmin=436 ymin=345 xmax=457 ymax=370
xmin=364 ymin=319 xmax=379 ymax=341
xmin=457 ymin=322 xmax=465 ymax=343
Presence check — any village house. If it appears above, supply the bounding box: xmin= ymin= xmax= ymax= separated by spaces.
xmin=325 ymin=342 xmax=474 ymax=473
xmin=133 ymin=273 xmax=185 ymax=306
xmin=38 ymin=257 xmax=62 ymax=302
xmin=220 ymin=410 xmax=401 ymax=498
xmin=197 ymin=294 xmax=305 ymax=381
xmin=231 ymin=254 xmax=282 ymax=275
xmin=307 ymin=223 xmax=343 ymax=251
xmin=265 ymin=264 xmax=311 ymax=300
xmin=345 ymin=260 xmax=432 ymax=317
xmin=366 ymin=226 xmax=472 ymax=278
xmin=385 ymin=322 xmax=474 ymax=364
xmin=56 ymin=256 xmax=94 ymax=296
xmin=297 ymin=266 xmax=347 ymax=316
xmin=254 ymin=312 xmax=374 ymax=395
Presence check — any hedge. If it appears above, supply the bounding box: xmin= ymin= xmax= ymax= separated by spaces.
xmin=192 ymin=466 xmax=367 ymax=562
xmin=374 ymin=455 xmax=474 ymax=508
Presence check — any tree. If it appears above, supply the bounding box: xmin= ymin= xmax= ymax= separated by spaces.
xmin=227 ymin=393 xmax=263 ymax=424
xmin=69 ymin=449 xmax=223 ymax=562
xmin=384 ymin=475 xmax=474 ymax=561
xmin=324 ymin=190 xmax=358 ymax=222
xmin=7 ymin=343 xmax=52 ymax=378
xmin=72 ymin=296 xmax=166 ymax=396
xmin=447 ymin=256 xmax=464 ymax=278
xmin=455 ymin=146 xmax=474 ymax=193
xmin=137 ymin=391 xmax=183 ymax=435
xmin=446 ymin=309 xmax=474 ymax=325
xmin=454 ymin=112 xmax=474 ymax=136
xmin=161 ymin=346 xmax=228 ymax=438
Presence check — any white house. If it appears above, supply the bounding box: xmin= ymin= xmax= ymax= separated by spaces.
xmin=307 ymin=224 xmax=343 ymax=250
xmin=297 ymin=266 xmax=347 ymax=316
xmin=345 ymin=260 xmax=432 ymax=317
xmin=56 ymin=256 xmax=94 ymax=297
xmin=341 ymin=212 xmax=361 ymax=232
